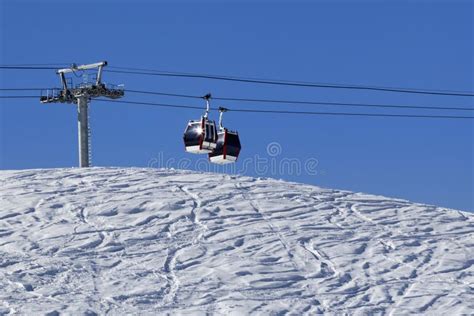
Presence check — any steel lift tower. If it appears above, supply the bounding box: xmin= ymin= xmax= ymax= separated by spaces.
xmin=41 ymin=61 xmax=124 ymax=167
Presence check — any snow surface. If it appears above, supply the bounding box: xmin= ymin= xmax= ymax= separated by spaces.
xmin=0 ymin=167 xmax=473 ymax=315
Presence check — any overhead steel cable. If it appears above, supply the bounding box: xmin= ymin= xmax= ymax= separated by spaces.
xmin=0 ymin=63 xmax=72 ymax=67
xmin=226 ymin=108 xmax=474 ymax=119
xmin=0 ymin=88 xmax=51 ymax=91
xmin=106 ymin=67 xmax=474 ymax=97
xmin=0 ymin=96 xmax=39 ymax=99
xmin=3 ymin=63 xmax=473 ymax=96
xmin=0 ymin=66 xmax=60 ymax=70
xmin=2 ymin=88 xmax=474 ymax=111
xmin=214 ymin=96 xmax=474 ymax=111
xmin=126 ymin=89 xmax=202 ymax=100
xmin=125 ymin=89 xmax=474 ymax=112
xmin=95 ymin=99 xmax=204 ymax=110
xmin=95 ymin=99 xmax=474 ymax=120
xmin=110 ymin=66 xmax=474 ymax=95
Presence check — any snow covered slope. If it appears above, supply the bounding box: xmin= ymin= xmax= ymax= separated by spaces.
xmin=0 ymin=168 xmax=473 ymax=315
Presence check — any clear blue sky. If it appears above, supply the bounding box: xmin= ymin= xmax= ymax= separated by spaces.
xmin=1 ymin=1 xmax=473 ymax=211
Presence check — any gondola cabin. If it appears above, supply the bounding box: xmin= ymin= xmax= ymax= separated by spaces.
xmin=183 ymin=117 xmax=218 ymax=154
xmin=209 ymin=128 xmax=241 ymax=164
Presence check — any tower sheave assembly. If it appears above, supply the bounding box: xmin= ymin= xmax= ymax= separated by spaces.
xmin=40 ymin=61 xmax=124 ymax=167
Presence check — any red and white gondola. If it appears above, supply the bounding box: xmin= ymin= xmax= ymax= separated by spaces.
xmin=209 ymin=107 xmax=241 ymax=164
xmin=183 ymin=94 xmax=218 ymax=154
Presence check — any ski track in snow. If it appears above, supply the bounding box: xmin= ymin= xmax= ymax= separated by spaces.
xmin=0 ymin=167 xmax=473 ymax=315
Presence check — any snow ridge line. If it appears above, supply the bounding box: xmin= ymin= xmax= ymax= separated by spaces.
xmin=162 ymin=247 xmax=180 ymax=306
xmin=160 ymin=185 xmax=209 ymax=308
xmin=179 ymin=186 xmax=208 ymax=241
xmin=235 ymin=183 xmax=302 ymax=272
